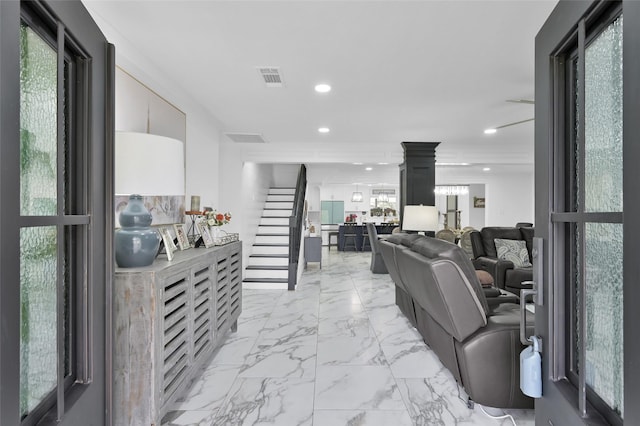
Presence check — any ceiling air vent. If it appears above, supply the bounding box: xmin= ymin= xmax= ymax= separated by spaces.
xmin=224 ymin=133 xmax=268 ymax=144
xmin=257 ymin=67 xmax=283 ymax=88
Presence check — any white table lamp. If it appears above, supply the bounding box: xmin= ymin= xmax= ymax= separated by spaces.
xmin=402 ymin=205 xmax=438 ymax=234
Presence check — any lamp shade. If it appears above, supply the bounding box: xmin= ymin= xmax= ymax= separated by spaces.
xmin=403 ymin=205 xmax=438 ymax=232
xmin=351 ymin=191 xmax=363 ymax=202
xmin=115 ymin=131 xmax=185 ymax=195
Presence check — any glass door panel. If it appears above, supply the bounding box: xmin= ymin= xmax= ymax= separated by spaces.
xmin=19 ymin=226 xmax=58 ymax=416
xmin=584 ymin=16 xmax=623 ymax=213
xmin=19 ymin=24 xmax=58 ymax=217
xmin=19 ymin=22 xmax=61 ymax=419
xmin=584 ymin=223 xmax=624 ymax=414
xmin=580 ymin=14 xmax=624 ymax=416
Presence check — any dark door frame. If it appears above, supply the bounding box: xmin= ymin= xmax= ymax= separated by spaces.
xmin=0 ymin=1 xmax=113 ymax=424
xmin=535 ymin=0 xmax=640 ymax=424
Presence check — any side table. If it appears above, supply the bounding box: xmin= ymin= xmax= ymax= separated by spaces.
xmin=185 ymin=210 xmax=202 ymax=244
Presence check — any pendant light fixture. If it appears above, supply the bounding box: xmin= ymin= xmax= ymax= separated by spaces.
xmin=351 ymin=183 xmax=363 ymax=202
xmin=378 ymin=183 xmax=389 ymax=202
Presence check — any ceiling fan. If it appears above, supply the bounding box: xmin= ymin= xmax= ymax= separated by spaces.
xmin=484 ymin=99 xmax=535 ymax=134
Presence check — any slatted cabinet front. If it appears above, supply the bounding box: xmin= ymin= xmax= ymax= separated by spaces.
xmin=192 ymin=264 xmax=214 ymax=361
xmin=114 ymin=242 xmax=242 ymax=426
xmin=161 ymin=271 xmax=191 ymax=405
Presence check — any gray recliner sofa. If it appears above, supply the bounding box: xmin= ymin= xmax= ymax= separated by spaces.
xmin=470 ymin=226 xmax=534 ymax=295
xmin=380 ymin=233 xmax=534 ymax=409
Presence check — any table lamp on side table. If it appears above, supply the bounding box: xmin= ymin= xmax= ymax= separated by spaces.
xmin=402 ymin=205 xmax=438 ymax=236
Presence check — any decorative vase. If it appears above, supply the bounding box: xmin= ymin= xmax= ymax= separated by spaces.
xmin=115 ymin=194 xmax=161 ymax=268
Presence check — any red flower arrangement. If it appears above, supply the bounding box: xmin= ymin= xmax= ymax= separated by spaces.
xmin=204 ymin=210 xmax=231 ymax=227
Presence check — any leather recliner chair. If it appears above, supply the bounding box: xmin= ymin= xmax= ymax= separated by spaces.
xmin=366 ymin=223 xmax=388 ymax=274
xmin=470 ymin=226 xmax=534 ymax=295
xmin=380 ymin=234 xmax=534 ymax=409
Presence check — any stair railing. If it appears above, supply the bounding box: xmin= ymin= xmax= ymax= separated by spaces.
xmin=288 ymin=164 xmax=307 ymax=290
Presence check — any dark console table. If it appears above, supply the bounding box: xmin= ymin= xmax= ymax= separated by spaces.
xmin=338 ymin=224 xmax=395 ymax=251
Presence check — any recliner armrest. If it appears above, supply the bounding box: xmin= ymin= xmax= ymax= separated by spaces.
xmin=472 ymin=256 xmax=514 ymax=289
xmin=455 ymin=304 xmax=535 ymax=408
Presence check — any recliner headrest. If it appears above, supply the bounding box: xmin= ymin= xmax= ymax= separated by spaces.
xmin=386 ymin=233 xmax=422 ymax=247
xmin=410 ymin=236 xmax=490 ymax=315
xmin=480 ymin=227 xmax=523 ymax=258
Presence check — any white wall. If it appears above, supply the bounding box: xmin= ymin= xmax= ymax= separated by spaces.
xmin=437 ymin=166 xmax=534 ymax=228
xmin=272 ymin=164 xmax=301 ymax=187
xmin=467 ymin=184 xmax=486 ymax=229
xmin=306 ymin=184 xmax=321 ymax=214
xmin=88 ymin=11 xmax=224 ymax=221
xmin=241 ymin=163 xmax=274 ymax=269
xmin=483 ymin=172 xmax=534 ymax=226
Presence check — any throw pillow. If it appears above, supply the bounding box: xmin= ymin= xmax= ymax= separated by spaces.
xmin=475 ymin=270 xmax=494 ymax=287
xmin=494 ymin=238 xmax=532 ymax=268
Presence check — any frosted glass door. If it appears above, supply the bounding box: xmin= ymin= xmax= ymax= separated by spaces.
xmin=538 ymin=5 xmax=626 ymax=424
xmin=577 ymin=15 xmax=624 ymax=415
xmin=19 ymin=24 xmax=60 ymax=417
xmin=2 ymin=2 xmax=109 ymax=424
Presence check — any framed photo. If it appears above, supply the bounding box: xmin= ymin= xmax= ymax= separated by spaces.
xmin=196 ymin=220 xmax=215 ymax=248
xmin=473 ymin=197 xmax=486 ymax=208
xmin=173 ymin=223 xmax=190 ymax=250
xmin=159 ymin=226 xmax=177 ymax=260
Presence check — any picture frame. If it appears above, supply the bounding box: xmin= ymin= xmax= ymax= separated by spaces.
xmin=173 ymin=223 xmax=190 ymax=250
xmin=196 ymin=220 xmax=215 ymax=248
xmin=159 ymin=226 xmax=177 ymax=260
xmin=473 ymin=197 xmax=486 ymax=208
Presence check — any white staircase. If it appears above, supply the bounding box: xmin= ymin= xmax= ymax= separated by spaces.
xmin=243 ymin=187 xmax=295 ymax=289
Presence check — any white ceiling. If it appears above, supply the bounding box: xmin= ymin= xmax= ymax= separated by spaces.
xmin=83 ymin=0 xmax=557 ymax=178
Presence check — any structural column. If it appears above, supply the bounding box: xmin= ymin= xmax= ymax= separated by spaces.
xmin=399 ymin=141 xmax=440 ymax=227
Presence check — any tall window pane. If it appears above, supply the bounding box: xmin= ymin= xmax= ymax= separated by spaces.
xmin=569 ymin=14 xmax=624 ymax=419
xmin=584 ymin=16 xmax=623 ymax=213
xmin=20 ymin=25 xmax=57 ymax=216
xmin=585 ymin=222 xmax=623 ymax=415
xmin=19 ymin=24 xmax=58 ymax=216
xmin=19 ymin=22 xmax=60 ymax=419
xmin=19 ymin=226 xmax=57 ymax=417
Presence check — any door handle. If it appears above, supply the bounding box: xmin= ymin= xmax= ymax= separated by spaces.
xmin=532 ymin=237 xmax=544 ymax=305
xmin=520 ymin=288 xmax=536 ymax=346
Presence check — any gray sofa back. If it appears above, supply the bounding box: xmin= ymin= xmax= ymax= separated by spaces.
xmin=397 ymin=250 xmax=487 ymax=341
xmin=410 ymin=237 xmax=490 ymax=315
xmin=473 ymin=226 xmax=534 ymax=260
xmin=395 ymin=237 xmax=489 ymax=341
xmin=378 ymin=233 xmax=421 ymax=293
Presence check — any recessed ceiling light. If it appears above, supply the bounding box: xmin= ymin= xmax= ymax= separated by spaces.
xmin=483 ymin=167 xmax=491 ymax=172
xmin=378 ymin=162 xmax=388 ymax=165
xmin=318 ymin=127 xmax=330 ymax=133
xmin=314 ymin=83 xmax=331 ymax=93
xmin=484 ymin=128 xmax=497 ymax=135
xmin=436 ymin=162 xmax=471 ymax=166
xmin=352 ymin=162 xmax=363 ymax=165
xmin=365 ymin=167 xmax=373 ymax=171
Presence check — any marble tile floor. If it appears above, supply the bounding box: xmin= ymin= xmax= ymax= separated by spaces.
xmin=162 ymin=249 xmax=534 ymax=426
